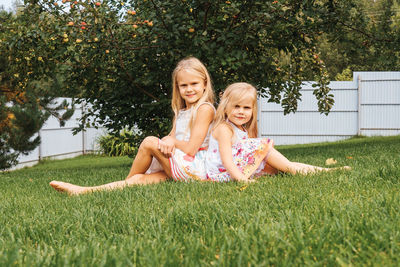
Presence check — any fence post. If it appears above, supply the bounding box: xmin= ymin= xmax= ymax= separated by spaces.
xmin=357 ymin=75 xmax=362 ymax=136
xmin=82 ymin=102 xmax=86 ymax=155
xmin=257 ymin=96 xmax=261 ymax=138
xmin=38 ymin=130 xmax=42 ymax=161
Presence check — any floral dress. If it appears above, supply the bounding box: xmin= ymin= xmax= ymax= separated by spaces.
xmin=205 ymin=124 xmax=274 ymax=182
xmin=146 ymin=102 xmax=215 ymax=182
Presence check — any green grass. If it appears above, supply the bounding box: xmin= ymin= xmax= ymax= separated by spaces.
xmin=1 ymin=135 xmax=400 ymax=266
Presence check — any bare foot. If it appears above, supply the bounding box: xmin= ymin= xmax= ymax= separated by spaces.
xmin=294 ymin=165 xmax=352 ymax=175
xmin=327 ymin=166 xmax=352 ymax=172
xmin=49 ymin=181 xmax=90 ymax=196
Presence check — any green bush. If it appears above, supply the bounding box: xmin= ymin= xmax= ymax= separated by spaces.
xmin=335 ymin=67 xmax=353 ymax=81
xmin=98 ymin=129 xmax=139 ymax=157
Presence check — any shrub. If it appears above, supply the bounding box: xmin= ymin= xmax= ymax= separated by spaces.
xmin=97 ymin=129 xmax=139 ymax=157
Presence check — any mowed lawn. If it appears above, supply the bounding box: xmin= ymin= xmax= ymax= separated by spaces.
xmin=1 ymin=135 xmax=399 ymax=266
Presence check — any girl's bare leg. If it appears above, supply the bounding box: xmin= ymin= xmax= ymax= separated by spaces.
xmin=261 ymin=163 xmax=279 ymax=175
xmin=266 ymin=148 xmax=350 ymax=175
xmin=126 ymin=136 xmax=172 ymax=179
xmin=50 ymin=136 xmax=173 ymax=195
xmin=49 ymin=172 xmax=168 ymax=196
xmin=291 ymin=162 xmax=351 ymax=173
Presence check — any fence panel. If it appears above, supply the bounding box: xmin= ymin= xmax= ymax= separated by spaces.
xmin=259 ymin=80 xmax=359 ymax=145
xmin=357 ymin=72 xmax=400 ymax=136
xmin=11 ymin=72 xmax=400 ymax=169
xmin=259 ymin=72 xmax=400 ymax=145
xmin=14 ymin=99 xmax=105 ymax=169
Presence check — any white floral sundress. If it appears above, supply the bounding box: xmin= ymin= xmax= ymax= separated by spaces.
xmin=205 ymin=124 xmax=274 ymax=182
xmin=146 ymin=102 xmax=215 ymax=181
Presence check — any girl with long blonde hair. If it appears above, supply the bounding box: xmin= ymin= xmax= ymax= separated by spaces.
xmin=205 ymin=82 xmax=350 ymax=182
xmin=50 ymin=57 xmax=216 ymax=195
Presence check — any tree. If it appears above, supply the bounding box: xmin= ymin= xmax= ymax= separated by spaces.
xmin=317 ymin=0 xmax=400 ymax=79
xmin=0 ymin=10 xmax=73 ymax=170
xmin=8 ymin=0 xmax=358 ymax=144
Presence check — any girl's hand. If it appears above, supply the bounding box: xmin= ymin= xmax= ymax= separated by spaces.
xmin=215 ymin=123 xmax=255 ymax=183
xmin=159 ymin=136 xmax=175 ymax=156
xmin=234 ymin=175 xmax=255 ymax=183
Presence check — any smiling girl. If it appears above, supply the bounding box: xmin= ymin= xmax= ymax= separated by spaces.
xmin=50 ymin=57 xmax=216 ymax=194
xmin=205 ymin=82 xmax=350 ymax=182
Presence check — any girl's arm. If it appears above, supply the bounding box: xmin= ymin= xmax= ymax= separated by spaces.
xmin=158 ymin=122 xmax=176 ymax=156
xmin=167 ymin=124 xmax=176 ymax=138
xmin=162 ymin=104 xmax=214 ymax=156
xmin=214 ymin=124 xmax=248 ymax=182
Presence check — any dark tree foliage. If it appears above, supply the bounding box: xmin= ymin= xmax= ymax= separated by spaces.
xmin=7 ymin=0 xmax=344 ymax=137
xmin=0 ymin=10 xmax=73 ymax=170
xmin=317 ymin=0 xmax=400 ymax=79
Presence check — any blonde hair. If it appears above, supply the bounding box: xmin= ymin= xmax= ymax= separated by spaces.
xmin=171 ymin=57 xmax=214 ymax=128
xmin=214 ymin=82 xmax=258 ymax=138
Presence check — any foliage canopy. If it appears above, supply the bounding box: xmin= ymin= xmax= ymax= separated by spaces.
xmin=5 ymin=0 xmax=345 ymax=137
xmin=318 ymin=0 xmax=400 ymax=79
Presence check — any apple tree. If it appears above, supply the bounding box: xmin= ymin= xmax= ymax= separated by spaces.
xmin=7 ymin=0 xmax=351 ymax=141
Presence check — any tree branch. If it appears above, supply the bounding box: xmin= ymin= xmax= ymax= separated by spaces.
xmin=107 ymin=26 xmax=160 ymax=101
xmin=150 ymin=0 xmax=169 ymax=31
xmin=124 ymin=45 xmax=160 ymax=50
xmin=337 ymin=20 xmax=393 ymax=43
xmin=0 ymin=87 xmax=13 ymax=94
xmin=203 ymin=2 xmax=211 ymax=30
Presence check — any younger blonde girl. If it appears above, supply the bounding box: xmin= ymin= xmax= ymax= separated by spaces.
xmin=205 ymin=82 xmax=350 ymax=182
xmin=50 ymin=57 xmax=216 ymax=194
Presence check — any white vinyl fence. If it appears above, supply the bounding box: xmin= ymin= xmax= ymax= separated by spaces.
xmin=258 ymin=72 xmax=400 ymax=145
xmin=14 ymin=98 xmax=106 ymax=169
xmin=11 ymin=71 xmax=400 ymax=170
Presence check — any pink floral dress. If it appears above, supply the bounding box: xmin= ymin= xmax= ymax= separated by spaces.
xmin=205 ymin=124 xmax=274 ymax=182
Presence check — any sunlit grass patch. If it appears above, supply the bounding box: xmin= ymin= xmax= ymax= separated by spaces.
xmin=1 ymin=135 xmax=399 ymax=266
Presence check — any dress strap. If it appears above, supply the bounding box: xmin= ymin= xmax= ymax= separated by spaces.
xmin=195 ymin=102 xmax=216 ymax=114
xmin=227 ymin=120 xmax=247 ymax=133
xmin=226 ymin=120 xmax=248 ymax=142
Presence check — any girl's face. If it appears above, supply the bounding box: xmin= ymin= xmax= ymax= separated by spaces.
xmin=176 ymin=70 xmax=206 ymax=109
xmin=226 ymin=95 xmax=254 ymax=129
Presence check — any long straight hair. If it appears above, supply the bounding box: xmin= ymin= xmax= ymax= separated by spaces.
xmin=171 ymin=57 xmax=214 ymax=129
xmin=213 ymin=82 xmax=258 ymax=138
